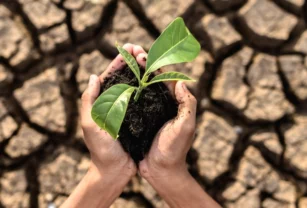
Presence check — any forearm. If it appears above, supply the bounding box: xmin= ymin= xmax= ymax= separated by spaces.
xmin=61 ymin=163 xmax=129 ymax=208
xmin=146 ymin=169 xmax=221 ymax=208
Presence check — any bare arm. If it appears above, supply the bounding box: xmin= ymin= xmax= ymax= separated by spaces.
xmin=136 ymin=51 xmax=221 ymax=208
xmin=61 ymin=163 xmax=132 ymax=208
xmin=61 ymin=44 xmax=145 ymax=208
xmin=145 ymin=168 xmax=221 ymax=208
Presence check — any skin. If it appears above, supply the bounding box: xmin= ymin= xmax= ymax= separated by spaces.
xmin=61 ymin=44 xmax=221 ymax=208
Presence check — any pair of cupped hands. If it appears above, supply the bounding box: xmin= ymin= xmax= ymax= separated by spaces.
xmin=62 ymin=44 xmax=223 ymax=208
xmin=62 ymin=44 xmax=220 ymax=208
xmin=81 ymin=44 xmax=196 ymax=180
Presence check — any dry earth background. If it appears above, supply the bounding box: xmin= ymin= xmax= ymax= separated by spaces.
xmin=0 ymin=0 xmax=307 ymax=207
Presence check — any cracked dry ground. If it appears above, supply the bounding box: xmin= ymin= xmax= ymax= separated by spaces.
xmin=0 ymin=0 xmax=307 ymax=207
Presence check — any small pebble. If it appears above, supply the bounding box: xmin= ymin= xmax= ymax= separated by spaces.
xmin=200 ymin=98 xmax=210 ymax=109
xmin=234 ymin=126 xmax=243 ymax=135
xmin=47 ymin=203 xmax=56 ymax=208
xmin=45 ymin=193 xmax=54 ymax=201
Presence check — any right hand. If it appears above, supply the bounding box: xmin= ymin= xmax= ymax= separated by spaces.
xmin=136 ymin=47 xmax=221 ymax=208
xmin=136 ymin=52 xmax=197 ymax=179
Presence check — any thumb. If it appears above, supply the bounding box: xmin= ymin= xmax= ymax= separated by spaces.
xmin=81 ymin=74 xmax=100 ymax=125
xmin=157 ymin=82 xmax=196 ymax=153
xmin=173 ymin=81 xmax=197 ymax=131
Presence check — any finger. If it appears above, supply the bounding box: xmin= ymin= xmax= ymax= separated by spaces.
xmin=136 ymin=53 xmax=176 ymax=97
xmin=173 ymin=81 xmax=197 ymax=131
xmin=81 ymin=74 xmax=100 ymax=125
xmin=136 ymin=52 xmax=147 ymax=69
xmin=132 ymin=45 xmax=146 ymax=57
xmin=99 ymin=43 xmax=134 ymax=83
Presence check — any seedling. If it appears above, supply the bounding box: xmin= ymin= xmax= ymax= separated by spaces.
xmin=91 ymin=17 xmax=200 ymax=139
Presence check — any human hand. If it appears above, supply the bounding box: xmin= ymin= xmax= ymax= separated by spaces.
xmin=135 ymin=46 xmax=221 ymax=208
xmin=135 ymin=53 xmax=197 ymax=180
xmin=139 ymin=80 xmax=196 ymax=179
xmin=61 ymin=44 xmax=150 ymax=208
xmin=80 ymin=43 xmax=147 ymax=181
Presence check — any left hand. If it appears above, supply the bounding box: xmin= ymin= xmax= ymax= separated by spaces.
xmin=61 ymin=44 xmax=147 ymax=208
xmin=80 ymin=43 xmax=147 ymax=182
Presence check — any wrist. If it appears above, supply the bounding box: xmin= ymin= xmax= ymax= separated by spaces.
xmin=142 ymin=167 xmax=221 ymax=208
xmin=140 ymin=161 xmax=191 ymax=192
xmin=144 ymin=168 xmax=195 ymax=206
xmin=89 ymin=161 xmax=133 ymax=188
xmin=84 ymin=163 xmax=131 ymax=207
xmin=147 ymin=167 xmax=191 ymax=187
xmin=61 ymin=162 xmax=131 ymax=208
xmin=91 ymin=154 xmax=136 ymax=180
xmin=140 ymin=159 xmax=188 ymax=181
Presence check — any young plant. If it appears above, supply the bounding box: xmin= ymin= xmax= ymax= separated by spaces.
xmin=91 ymin=17 xmax=200 ymax=139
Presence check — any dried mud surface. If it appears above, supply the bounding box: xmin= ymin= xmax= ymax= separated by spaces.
xmin=0 ymin=0 xmax=307 ymax=207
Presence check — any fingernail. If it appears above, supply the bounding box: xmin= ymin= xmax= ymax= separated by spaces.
xmin=89 ymin=74 xmax=96 ymax=86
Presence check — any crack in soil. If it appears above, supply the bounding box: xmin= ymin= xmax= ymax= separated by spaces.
xmin=120 ymin=191 xmax=154 ymax=208
xmin=25 ymin=158 xmax=40 ymax=208
xmin=2 ymin=1 xmax=43 ymax=55
xmin=122 ymin=0 xmax=160 ymax=38
xmin=0 ymin=0 xmax=307 ymax=206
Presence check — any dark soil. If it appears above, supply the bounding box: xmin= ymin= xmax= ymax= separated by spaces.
xmin=100 ymin=66 xmax=178 ymax=163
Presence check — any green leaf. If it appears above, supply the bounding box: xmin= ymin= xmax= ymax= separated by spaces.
xmin=117 ymin=45 xmax=141 ymax=82
xmin=146 ymin=72 xmax=195 ymax=86
xmin=145 ymin=17 xmax=200 ymax=75
xmin=91 ymin=84 xmax=135 ymax=139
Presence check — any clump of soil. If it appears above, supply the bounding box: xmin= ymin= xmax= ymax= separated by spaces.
xmin=100 ymin=66 xmax=178 ymax=163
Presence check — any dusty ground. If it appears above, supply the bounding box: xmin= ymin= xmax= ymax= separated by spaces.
xmin=0 ymin=0 xmax=307 ymax=207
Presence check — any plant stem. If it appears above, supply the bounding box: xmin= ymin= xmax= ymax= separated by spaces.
xmin=134 ymin=74 xmax=150 ymax=101
xmin=134 ymin=86 xmax=143 ymax=101
xmin=141 ymin=74 xmax=149 ymax=83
